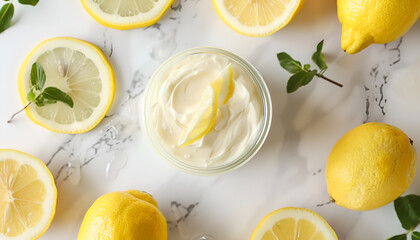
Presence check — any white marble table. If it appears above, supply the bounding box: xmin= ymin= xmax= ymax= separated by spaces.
xmin=1 ymin=0 xmax=420 ymax=239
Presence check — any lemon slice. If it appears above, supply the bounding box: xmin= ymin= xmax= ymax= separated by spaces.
xmin=0 ymin=149 xmax=57 ymax=240
xmin=17 ymin=37 xmax=115 ymax=134
xmin=212 ymin=63 xmax=234 ymax=105
xmin=251 ymin=207 xmax=338 ymax=240
xmin=80 ymin=0 xmax=173 ymax=30
xmin=180 ymin=87 xmax=218 ymax=147
xmin=212 ymin=0 xmax=305 ymax=37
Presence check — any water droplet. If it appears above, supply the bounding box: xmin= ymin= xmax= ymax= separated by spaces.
xmin=149 ymin=29 xmax=177 ymax=61
xmin=66 ymin=155 xmax=81 ymax=185
xmin=190 ymin=234 xmax=216 ymax=240
xmin=106 ymin=151 xmax=128 ymax=180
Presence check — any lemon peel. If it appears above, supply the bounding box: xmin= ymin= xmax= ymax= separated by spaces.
xmin=77 ymin=190 xmax=167 ymax=240
xmin=326 ymin=122 xmax=417 ymax=211
xmin=338 ymin=0 xmax=420 ymax=54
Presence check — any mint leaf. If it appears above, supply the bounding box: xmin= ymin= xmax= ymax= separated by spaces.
xmin=395 ymin=195 xmax=420 ymax=230
xmin=0 ymin=3 xmax=14 ymax=33
xmin=31 ymin=62 xmax=46 ymax=91
xmin=312 ymin=40 xmax=328 ymax=71
xmin=27 ymin=89 xmax=35 ymax=102
xmin=277 ymin=52 xmax=302 ymax=74
xmin=277 ymin=40 xmax=342 ymax=93
xmin=286 ymin=70 xmax=317 ymax=93
xmin=42 ymin=87 xmax=74 ymax=108
xmin=18 ymin=0 xmax=39 ymax=6
xmin=412 ymin=232 xmax=420 ymax=240
xmin=388 ymin=234 xmax=407 ymax=240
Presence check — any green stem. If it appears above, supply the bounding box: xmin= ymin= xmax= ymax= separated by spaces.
xmin=316 ymin=74 xmax=343 ymax=88
xmin=8 ymin=102 xmax=31 ymax=123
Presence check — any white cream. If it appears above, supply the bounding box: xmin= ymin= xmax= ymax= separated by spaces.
xmin=150 ymin=53 xmax=263 ymax=167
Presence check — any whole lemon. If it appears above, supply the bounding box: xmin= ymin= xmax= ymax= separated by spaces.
xmin=338 ymin=0 xmax=420 ymax=54
xmin=326 ymin=122 xmax=416 ymax=211
xmin=77 ymin=190 xmax=167 ymax=240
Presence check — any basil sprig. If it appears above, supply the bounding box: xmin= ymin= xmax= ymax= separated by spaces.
xmin=388 ymin=195 xmax=420 ymax=240
xmin=8 ymin=62 xmax=73 ymax=123
xmin=0 ymin=0 xmax=39 ymax=34
xmin=277 ymin=40 xmax=343 ymax=93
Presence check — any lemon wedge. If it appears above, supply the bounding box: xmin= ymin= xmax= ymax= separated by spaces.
xmin=17 ymin=37 xmax=115 ymax=134
xmin=180 ymin=87 xmax=218 ymax=147
xmin=212 ymin=63 xmax=234 ymax=105
xmin=212 ymin=0 xmax=305 ymax=37
xmin=80 ymin=0 xmax=173 ymax=30
xmin=0 ymin=149 xmax=57 ymax=240
xmin=180 ymin=64 xmax=235 ymax=147
xmin=251 ymin=207 xmax=338 ymax=240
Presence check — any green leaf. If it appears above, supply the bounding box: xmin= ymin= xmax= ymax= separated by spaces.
xmin=304 ymin=64 xmax=311 ymax=71
xmin=35 ymin=94 xmax=45 ymax=107
xmin=387 ymin=234 xmax=407 ymax=240
xmin=412 ymin=232 xmax=420 ymax=240
xmin=395 ymin=195 xmax=420 ymax=230
xmin=0 ymin=3 xmax=14 ymax=33
xmin=18 ymin=0 xmax=39 ymax=6
xmin=312 ymin=40 xmax=328 ymax=71
xmin=30 ymin=62 xmax=46 ymax=91
xmin=27 ymin=89 xmax=35 ymax=102
xmin=277 ymin=52 xmax=303 ymax=74
xmin=42 ymin=87 xmax=74 ymax=108
xmin=286 ymin=70 xmax=317 ymax=93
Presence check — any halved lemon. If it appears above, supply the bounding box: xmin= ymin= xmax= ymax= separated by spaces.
xmin=212 ymin=0 xmax=305 ymax=37
xmin=80 ymin=0 xmax=173 ymax=30
xmin=0 ymin=149 xmax=57 ymax=240
xmin=180 ymin=87 xmax=218 ymax=147
xmin=251 ymin=207 xmax=338 ymax=240
xmin=17 ymin=37 xmax=115 ymax=134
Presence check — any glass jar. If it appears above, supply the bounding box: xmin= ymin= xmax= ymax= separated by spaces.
xmin=142 ymin=47 xmax=272 ymax=175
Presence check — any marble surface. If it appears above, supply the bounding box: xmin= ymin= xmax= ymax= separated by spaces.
xmin=1 ymin=0 xmax=420 ymax=239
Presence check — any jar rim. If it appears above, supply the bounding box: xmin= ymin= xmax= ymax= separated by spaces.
xmin=142 ymin=47 xmax=272 ymax=175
